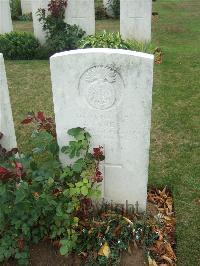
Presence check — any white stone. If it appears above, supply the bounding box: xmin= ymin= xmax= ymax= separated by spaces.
xmin=21 ymin=0 xmax=32 ymax=14
xmin=0 ymin=54 xmax=17 ymax=150
xmin=0 ymin=0 xmax=13 ymax=34
xmin=31 ymin=0 xmax=49 ymax=44
xmin=65 ymin=0 xmax=95 ymax=35
xmin=50 ymin=48 xmax=154 ymax=211
xmin=120 ymin=0 xmax=152 ymax=42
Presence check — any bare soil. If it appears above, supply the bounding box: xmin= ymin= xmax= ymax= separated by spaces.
xmin=2 ymin=202 xmax=158 ymax=265
xmin=2 ymin=241 xmax=145 ymax=266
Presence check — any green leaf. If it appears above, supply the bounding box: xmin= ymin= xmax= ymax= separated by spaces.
xmin=15 ymin=189 xmax=26 ymax=204
xmin=60 ymin=245 xmax=69 ymax=255
xmin=72 ymin=158 xmax=85 ymax=173
xmin=76 ymin=181 xmax=83 ymax=188
xmin=81 ymin=186 xmax=89 ymax=196
xmin=83 ymin=177 xmax=89 ymax=184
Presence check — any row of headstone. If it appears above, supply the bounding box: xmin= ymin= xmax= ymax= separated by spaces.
xmin=0 ymin=0 xmax=152 ymax=43
xmin=32 ymin=0 xmax=152 ymax=44
xmin=32 ymin=0 xmax=95 ymax=45
xmin=0 ymin=53 xmax=17 ymax=150
xmin=0 ymin=48 xmax=154 ymax=211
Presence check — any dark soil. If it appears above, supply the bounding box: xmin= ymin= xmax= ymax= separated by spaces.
xmin=2 ymin=202 xmax=157 ymax=266
xmin=2 ymin=241 xmax=145 ymax=266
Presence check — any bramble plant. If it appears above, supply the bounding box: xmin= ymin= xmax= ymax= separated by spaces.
xmin=37 ymin=0 xmax=85 ymax=54
xmin=0 ymin=112 xmax=104 ymax=264
xmin=108 ymin=0 xmax=120 ymax=19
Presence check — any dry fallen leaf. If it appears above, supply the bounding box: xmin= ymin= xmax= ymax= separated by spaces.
xmin=165 ymin=243 xmax=176 ymax=260
xmin=148 ymin=256 xmax=158 ymax=266
xmin=161 ymin=255 xmax=173 ymax=265
xmin=123 ymin=216 xmax=133 ymax=225
xmin=98 ymin=242 xmax=110 ymax=258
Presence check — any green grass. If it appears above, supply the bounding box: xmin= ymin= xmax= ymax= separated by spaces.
xmin=5 ymin=1 xmax=200 ymax=265
xmin=13 ymin=19 xmax=120 ymax=33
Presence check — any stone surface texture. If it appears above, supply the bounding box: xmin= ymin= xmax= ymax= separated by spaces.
xmin=32 ymin=0 xmax=49 ymax=44
xmin=21 ymin=0 xmax=32 ymax=14
xmin=120 ymin=0 xmax=152 ymax=42
xmin=0 ymin=53 xmax=17 ymax=150
xmin=65 ymin=0 xmax=95 ymax=35
xmin=0 ymin=0 xmax=13 ymax=34
xmin=50 ymin=48 xmax=154 ymax=211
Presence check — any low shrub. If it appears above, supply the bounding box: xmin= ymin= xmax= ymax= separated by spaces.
xmin=37 ymin=0 xmax=85 ymax=55
xmin=0 ymin=32 xmax=40 ymax=60
xmin=18 ymin=13 xmax=33 ymax=21
xmin=95 ymin=5 xmax=108 ymax=20
xmin=95 ymin=0 xmax=108 ymax=20
xmin=79 ymin=31 xmax=154 ymax=54
xmin=10 ymin=0 xmax=22 ymax=20
xmin=108 ymin=0 xmax=120 ymax=19
xmin=0 ymin=112 xmax=104 ymax=264
xmin=45 ymin=24 xmax=85 ymax=56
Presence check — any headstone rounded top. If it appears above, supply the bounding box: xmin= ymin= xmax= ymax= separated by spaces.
xmin=51 ymin=48 xmax=154 ymax=60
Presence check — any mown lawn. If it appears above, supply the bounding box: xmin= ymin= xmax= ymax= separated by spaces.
xmin=6 ymin=0 xmax=200 ymax=265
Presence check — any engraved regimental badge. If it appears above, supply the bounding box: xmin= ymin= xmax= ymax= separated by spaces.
xmin=79 ymin=66 xmax=123 ymax=110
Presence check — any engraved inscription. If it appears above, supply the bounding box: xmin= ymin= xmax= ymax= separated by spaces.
xmin=79 ymin=66 xmax=123 ymax=110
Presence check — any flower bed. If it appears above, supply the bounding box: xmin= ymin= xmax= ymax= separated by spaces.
xmin=0 ymin=113 xmax=175 ymax=265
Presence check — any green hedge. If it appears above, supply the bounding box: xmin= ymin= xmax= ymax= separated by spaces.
xmin=0 ymin=32 xmax=40 ymax=60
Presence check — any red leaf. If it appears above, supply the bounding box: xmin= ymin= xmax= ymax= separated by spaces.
xmin=37 ymin=112 xmax=46 ymax=122
xmin=15 ymin=162 xmax=23 ymax=170
xmin=21 ymin=117 xmax=33 ymax=124
xmin=0 ymin=167 xmax=9 ymax=175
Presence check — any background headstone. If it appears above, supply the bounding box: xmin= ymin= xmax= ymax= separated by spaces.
xmin=21 ymin=0 xmax=32 ymax=14
xmin=103 ymin=0 xmax=114 ymax=18
xmin=0 ymin=53 xmax=17 ymax=150
xmin=120 ymin=0 xmax=152 ymax=42
xmin=50 ymin=48 xmax=154 ymax=211
xmin=65 ymin=0 xmax=95 ymax=35
xmin=31 ymin=0 xmax=49 ymax=44
xmin=0 ymin=0 xmax=13 ymax=34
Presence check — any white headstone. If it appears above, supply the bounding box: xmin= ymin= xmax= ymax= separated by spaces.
xmin=31 ymin=0 xmax=49 ymax=44
xmin=0 ymin=54 xmax=17 ymax=150
xmin=50 ymin=48 xmax=154 ymax=211
xmin=103 ymin=0 xmax=114 ymax=18
xmin=120 ymin=0 xmax=152 ymax=42
xmin=65 ymin=0 xmax=95 ymax=35
xmin=21 ymin=0 xmax=32 ymax=14
xmin=0 ymin=0 xmax=13 ymax=34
